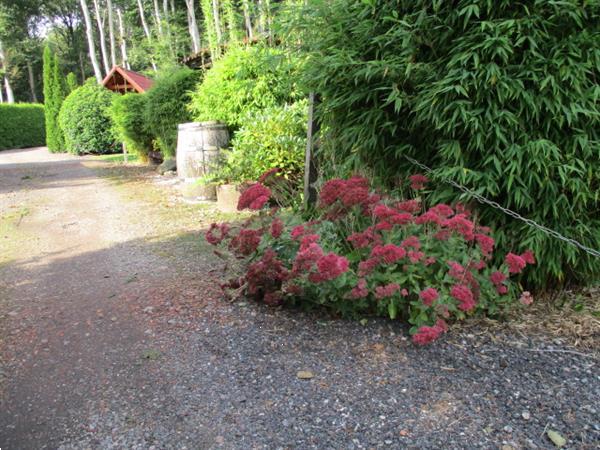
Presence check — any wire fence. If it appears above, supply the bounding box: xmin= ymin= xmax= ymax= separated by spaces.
xmin=403 ymin=155 xmax=600 ymax=259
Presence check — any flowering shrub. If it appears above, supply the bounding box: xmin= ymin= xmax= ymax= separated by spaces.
xmin=206 ymin=174 xmax=535 ymax=345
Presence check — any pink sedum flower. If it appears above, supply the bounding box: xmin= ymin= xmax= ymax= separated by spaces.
xmin=419 ymin=288 xmax=439 ymax=306
xmin=451 ymin=284 xmax=476 ymax=311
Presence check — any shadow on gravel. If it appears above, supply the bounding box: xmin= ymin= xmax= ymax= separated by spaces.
xmin=1 ymin=229 xmax=599 ymax=449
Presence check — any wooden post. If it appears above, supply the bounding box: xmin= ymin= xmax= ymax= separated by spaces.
xmin=303 ymin=92 xmax=320 ymax=209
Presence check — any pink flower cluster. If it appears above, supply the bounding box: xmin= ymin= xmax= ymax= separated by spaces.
xmin=412 ymin=319 xmax=448 ymax=345
xmin=205 ymin=223 xmax=230 ymax=245
xmin=237 ymin=183 xmax=272 ymax=211
xmin=419 ymin=287 xmax=439 ymax=306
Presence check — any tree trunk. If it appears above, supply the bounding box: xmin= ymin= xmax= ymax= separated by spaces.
xmin=212 ymin=0 xmax=222 ymax=44
xmin=80 ymin=0 xmax=104 ymax=82
xmin=153 ymin=0 xmax=163 ymax=37
xmin=107 ymin=0 xmax=117 ymax=67
xmin=92 ymin=0 xmax=111 ymax=75
xmin=0 ymin=84 xmax=4 ymax=103
xmin=4 ymin=76 xmax=15 ymax=103
xmin=0 ymin=39 xmax=14 ymax=103
xmin=78 ymin=51 xmax=87 ymax=81
xmin=257 ymin=0 xmax=265 ymax=34
xmin=27 ymin=61 xmax=38 ymax=103
xmin=137 ymin=0 xmax=158 ymax=71
xmin=116 ymin=8 xmax=130 ymax=70
xmin=185 ymin=0 xmax=202 ymax=54
xmin=242 ymin=0 xmax=253 ymax=41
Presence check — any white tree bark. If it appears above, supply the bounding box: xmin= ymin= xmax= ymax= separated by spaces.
xmin=92 ymin=0 xmax=111 ymax=75
xmin=212 ymin=0 xmax=223 ymax=44
xmin=4 ymin=77 xmax=14 ymax=103
xmin=0 ymin=39 xmax=14 ymax=103
xmin=153 ymin=0 xmax=163 ymax=37
xmin=80 ymin=0 xmax=104 ymax=82
xmin=242 ymin=0 xmax=253 ymax=41
xmin=257 ymin=0 xmax=265 ymax=34
xmin=107 ymin=0 xmax=117 ymax=68
xmin=116 ymin=8 xmax=130 ymax=70
xmin=0 ymin=84 xmax=4 ymax=103
xmin=27 ymin=61 xmax=38 ymax=103
xmin=136 ymin=0 xmax=157 ymax=71
xmin=184 ymin=0 xmax=202 ymax=54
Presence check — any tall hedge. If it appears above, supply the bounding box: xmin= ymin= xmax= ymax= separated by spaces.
xmin=110 ymin=92 xmax=153 ymax=158
xmin=144 ymin=67 xmax=200 ymax=157
xmin=292 ymin=0 xmax=600 ymax=287
xmin=42 ymin=46 xmax=66 ymax=152
xmin=59 ymin=80 xmax=118 ymax=155
xmin=0 ymin=104 xmax=46 ymax=151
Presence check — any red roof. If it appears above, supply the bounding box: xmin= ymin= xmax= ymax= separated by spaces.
xmin=102 ymin=66 xmax=154 ymax=93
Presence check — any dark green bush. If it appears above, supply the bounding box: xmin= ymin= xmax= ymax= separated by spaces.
xmin=290 ymin=0 xmax=600 ymax=287
xmin=43 ymin=46 xmax=66 ymax=152
xmin=59 ymin=79 xmax=118 ymax=155
xmin=144 ymin=67 xmax=199 ymax=157
xmin=214 ymin=101 xmax=308 ymax=183
xmin=0 ymin=104 xmax=45 ymax=151
xmin=189 ymin=45 xmax=300 ymax=128
xmin=110 ymin=93 xmax=153 ymax=158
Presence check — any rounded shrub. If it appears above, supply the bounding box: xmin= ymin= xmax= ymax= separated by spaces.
xmin=59 ymin=79 xmax=118 ymax=155
xmin=291 ymin=0 xmax=600 ymax=288
xmin=216 ymin=101 xmax=308 ymax=183
xmin=110 ymin=92 xmax=153 ymax=159
xmin=144 ymin=67 xmax=200 ymax=157
xmin=189 ymin=45 xmax=300 ymax=128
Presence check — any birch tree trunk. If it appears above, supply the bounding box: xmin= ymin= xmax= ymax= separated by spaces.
xmin=92 ymin=0 xmax=111 ymax=75
xmin=80 ymin=0 xmax=104 ymax=82
xmin=257 ymin=0 xmax=265 ymax=34
xmin=0 ymin=84 xmax=4 ymax=103
xmin=116 ymin=8 xmax=130 ymax=69
xmin=136 ymin=0 xmax=158 ymax=71
xmin=4 ymin=76 xmax=14 ymax=103
xmin=242 ymin=0 xmax=253 ymax=41
xmin=212 ymin=0 xmax=223 ymax=44
xmin=0 ymin=40 xmax=14 ymax=103
xmin=185 ymin=0 xmax=202 ymax=54
xmin=153 ymin=0 xmax=163 ymax=37
xmin=107 ymin=0 xmax=117 ymax=67
xmin=27 ymin=61 xmax=38 ymax=103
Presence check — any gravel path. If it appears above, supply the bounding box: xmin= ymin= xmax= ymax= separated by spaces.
xmin=0 ymin=148 xmax=598 ymax=449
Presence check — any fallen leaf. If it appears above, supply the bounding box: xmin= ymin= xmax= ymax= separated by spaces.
xmin=547 ymin=430 xmax=566 ymax=448
xmin=296 ymin=370 xmax=314 ymax=379
xmin=399 ymin=429 xmax=409 ymax=436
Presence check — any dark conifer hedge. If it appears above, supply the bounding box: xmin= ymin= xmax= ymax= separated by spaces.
xmin=0 ymin=104 xmax=46 ymax=151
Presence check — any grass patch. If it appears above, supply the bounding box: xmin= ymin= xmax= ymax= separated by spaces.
xmin=92 ymin=153 xmax=141 ymax=164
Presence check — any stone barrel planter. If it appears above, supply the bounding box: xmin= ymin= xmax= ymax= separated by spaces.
xmin=176 ymin=121 xmax=230 ymax=201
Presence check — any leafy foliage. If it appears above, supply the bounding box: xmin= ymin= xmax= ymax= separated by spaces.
xmin=207 ymin=175 xmax=535 ymax=344
xmin=0 ymin=103 xmax=45 ymax=150
xmin=288 ymin=0 xmax=600 ymax=287
xmin=212 ymin=101 xmax=308 ymax=183
xmin=59 ymin=79 xmax=117 ymax=155
xmin=189 ymin=45 xmax=300 ymax=128
xmin=110 ymin=92 xmax=153 ymax=159
xmin=144 ymin=67 xmax=200 ymax=157
xmin=65 ymin=72 xmax=78 ymax=94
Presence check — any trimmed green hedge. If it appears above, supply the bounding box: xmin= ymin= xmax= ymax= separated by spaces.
xmin=110 ymin=93 xmax=153 ymax=159
xmin=0 ymin=104 xmax=46 ymax=151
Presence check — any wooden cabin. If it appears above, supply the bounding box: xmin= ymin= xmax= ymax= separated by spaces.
xmin=102 ymin=66 xmax=154 ymax=94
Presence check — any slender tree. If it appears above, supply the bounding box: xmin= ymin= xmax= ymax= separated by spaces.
xmin=241 ymin=0 xmax=253 ymax=41
xmin=51 ymin=53 xmax=66 ymax=150
xmin=0 ymin=39 xmax=14 ymax=103
xmin=185 ymin=0 xmax=202 ymax=54
xmin=107 ymin=0 xmax=116 ymax=67
xmin=79 ymin=0 xmax=103 ymax=82
xmin=116 ymin=7 xmax=129 ymax=69
xmin=136 ymin=0 xmax=157 ymax=71
xmin=92 ymin=0 xmax=110 ymax=74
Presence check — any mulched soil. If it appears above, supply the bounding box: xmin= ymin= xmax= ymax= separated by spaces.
xmin=0 ymin=148 xmax=598 ymax=449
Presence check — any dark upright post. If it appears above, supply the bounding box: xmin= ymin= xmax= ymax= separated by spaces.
xmin=303 ymin=92 xmax=320 ymax=209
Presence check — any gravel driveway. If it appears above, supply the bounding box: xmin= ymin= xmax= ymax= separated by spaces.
xmin=0 ymin=148 xmax=598 ymax=449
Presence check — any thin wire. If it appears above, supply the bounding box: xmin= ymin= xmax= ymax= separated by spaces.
xmin=403 ymin=155 xmax=600 ymax=258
